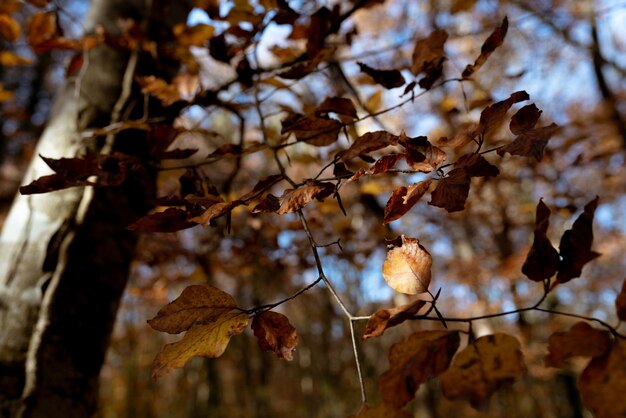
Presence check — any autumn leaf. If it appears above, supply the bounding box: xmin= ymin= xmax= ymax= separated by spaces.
xmin=27 ymin=12 xmax=57 ymax=47
xmin=544 ymin=322 xmax=611 ymax=368
xmin=149 ymin=285 xmax=249 ymax=378
xmin=339 ymin=131 xmax=400 ymax=162
xmin=400 ymin=135 xmax=447 ymax=172
xmin=252 ymin=311 xmax=299 ymax=360
xmin=462 ymin=17 xmax=508 ymax=78
xmin=616 ymin=279 xmax=626 ymax=321
xmin=383 ymin=180 xmax=432 ymax=224
xmin=497 ymin=123 xmax=559 ymax=161
xmin=128 ymin=208 xmax=197 ymax=232
xmin=370 ymin=154 xmax=404 ymax=175
xmin=521 ymin=199 xmax=559 ymax=281
xmin=440 ymin=333 xmax=526 ymax=408
xmin=379 ymin=330 xmax=460 ymax=406
xmin=509 ymin=103 xmax=542 ymax=135
xmin=428 ymin=171 xmax=470 ymax=212
xmin=137 ymin=76 xmax=183 ymax=106
xmin=315 ymin=97 xmax=358 ymax=120
xmin=189 ymin=201 xmax=242 ymax=226
xmin=151 ymin=311 xmax=249 ymax=378
xmin=556 ymin=196 xmax=600 ymax=284
xmin=281 ymin=114 xmax=342 ymax=147
xmin=363 ymin=299 xmax=427 ymax=339
xmin=349 ymin=403 xmax=411 ymax=418
xmin=382 ymin=235 xmax=432 ymax=294
xmin=411 ymin=29 xmax=447 ymax=89
xmin=357 ymin=62 xmax=405 ymax=89
xmin=579 ymin=341 xmax=626 ymax=418
xmin=0 ymin=13 xmax=20 ymax=42
xmin=0 ymin=51 xmax=31 ymax=66
xmin=477 ymin=90 xmax=529 ymax=137
xmin=173 ymin=23 xmax=215 ymax=46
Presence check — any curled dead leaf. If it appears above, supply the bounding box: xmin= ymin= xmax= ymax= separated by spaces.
xmin=382 ymin=235 xmax=432 ymax=294
xmin=252 ymin=311 xmax=299 ymax=360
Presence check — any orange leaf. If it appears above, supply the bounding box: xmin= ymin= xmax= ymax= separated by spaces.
xmin=136 ymin=75 xmax=183 ymax=106
xmin=544 ymin=322 xmax=611 ymax=368
xmin=173 ymin=23 xmax=215 ymax=46
xmin=0 ymin=13 xmax=20 ymax=41
xmin=27 ymin=12 xmax=56 ymax=47
xmin=440 ymin=333 xmax=525 ymax=408
xmin=382 ymin=235 xmax=432 ymax=295
xmin=252 ymin=311 xmax=299 ymax=360
xmin=363 ymin=299 xmax=426 ymax=339
xmin=0 ymin=51 xmax=32 ymax=66
xmin=379 ymin=330 xmax=459 ymax=406
xmin=579 ymin=341 xmax=626 ymax=418
xmin=383 ymin=180 xmax=432 ymax=224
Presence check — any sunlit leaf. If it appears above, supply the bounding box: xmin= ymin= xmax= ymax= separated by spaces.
xmin=440 ymin=333 xmax=525 ymax=408
xmin=0 ymin=51 xmax=30 ymax=66
xmin=379 ymin=330 xmax=460 ymax=406
xmin=252 ymin=311 xmax=299 ymax=360
xmin=0 ymin=13 xmax=20 ymax=42
xmin=363 ymin=299 xmax=427 ymax=339
xmin=544 ymin=322 xmax=611 ymax=368
xmin=382 ymin=235 xmax=432 ymax=294
xmin=173 ymin=23 xmax=215 ymax=46
xmin=27 ymin=12 xmax=56 ymax=47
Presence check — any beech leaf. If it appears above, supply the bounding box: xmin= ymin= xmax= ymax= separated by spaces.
xmin=383 ymin=180 xmax=432 ymax=224
xmin=379 ymin=330 xmax=460 ymax=406
xmin=440 ymin=333 xmax=526 ymax=408
xmin=357 ymin=62 xmax=405 ymax=89
xmin=579 ymin=341 xmax=626 ymax=418
xmin=315 ymin=97 xmax=358 ymax=120
xmin=363 ymin=299 xmax=427 ymax=339
xmin=509 ymin=103 xmax=542 ymax=135
xmin=462 ymin=17 xmax=508 ymax=78
xmin=477 ymin=90 xmax=529 ymax=137
xmin=350 ymin=403 xmax=412 ymax=418
xmin=428 ymin=171 xmax=470 ymax=213
xmin=128 ymin=208 xmax=196 ymax=232
xmin=339 ymin=131 xmax=400 ymax=162
xmin=544 ymin=322 xmax=612 ymax=368
xmin=151 ymin=311 xmax=249 ymax=378
xmin=556 ymin=196 xmax=600 ymax=283
xmin=252 ymin=311 xmax=299 ymax=360
xmin=382 ymin=235 xmax=432 ymax=294
xmin=521 ymin=199 xmax=559 ymax=281
xmin=497 ymin=123 xmax=559 ymax=161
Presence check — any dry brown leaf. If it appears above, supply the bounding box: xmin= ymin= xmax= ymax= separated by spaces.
xmin=521 ymin=199 xmax=559 ymax=282
xmin=383 ymin=180 xmax=432 ymax=224
xmin=544 ymin=322 xmax=611 ymax=368
xmin=497 ymin=123 xmax=559 ymax=161
xmin=509 ymin=103 xmax=542 ymax=135
xmin=363 ymin=299 xmax=427 ymax=339
xmin=340 ymin=131 xmax=399 ymax=162
xmin=27 ymin=12 xmax=56 ymax=47
xmin=440 ymin=333 xmax=525 ymax=408
xmin=137 ymin=76 xmax=182 ymax=106
xmin=173 ymin=23 xmax=215 ymax=46
xmin=148 ymin=285 xmax=238 ymax=334
xmin=462 ymin=17 xmax=508 ymax=78
xmin=152 ymin=311 xmax=249 ymax=378
xmin=579 ymin=341 xmax=626 ymax=418
xmin=382 ymin=235 xmax=432 ymax=294
xmin=379 ymin=330 xmax=460 ymax=406
xmin=252 ymin=311 xmax=299 ymax=360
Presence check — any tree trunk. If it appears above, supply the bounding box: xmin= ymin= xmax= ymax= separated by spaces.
xmin=0 ymin=1 xmax=192 ymax=416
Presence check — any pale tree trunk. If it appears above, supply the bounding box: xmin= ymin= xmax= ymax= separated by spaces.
xmin=0 ymin=1 xmax=192 ymax=417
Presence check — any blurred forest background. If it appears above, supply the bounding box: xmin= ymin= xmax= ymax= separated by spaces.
xmin=1 ymin=0 xmax=625 ymax=417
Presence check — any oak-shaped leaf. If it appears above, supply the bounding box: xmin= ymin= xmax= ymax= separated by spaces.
xmin=616 ymin=279 xmax=626 ymax=321
xmin=497 ymin=123 xmax=559 ymax=161
xmin=544 ymin=322 xmax=611 ymax=368
xmin=440 ymin=333 xmax=526 ymax=409
xmin=252 ymin=311 xmax=299 ymax=360
xmin=379 ymin=330 xmax=460 ymax=406
xmin=357 ymin=62 xmax=405 ymax=89
xmin=128 ymin=208 xmax=197 ymax=232
xmin=509 ymin=103 xmax=542 ymax=135
xmin=149 ymin=285 xmax=249 ymax=378
xmin=363 ymin=299 xmax=427 ymax=339
xmin=477 ymin=90 xmax=529 ymax=137
xmin=281 ymin=114 xmax=342 ymax=147
xmin=462 ymin=17 xmax=508 ymax=78
xmin=521 ymin=199 xmax=559 ymax=281
xmin=383 ymin=180 xmax=432 ymax=224
xmin=556 ymin=196 xmax=600 ymax=284
xmin=349 ymin=403 xmax=411 ymax=418
xmin=382 ymin=235 xmax=432 ymax=294
xmin=339 ymin=131 xmax=400 ymax=162
xmin=579 ymin=341 xmax=626 ymax=418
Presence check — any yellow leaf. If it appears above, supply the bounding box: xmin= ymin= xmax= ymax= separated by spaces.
xmin=579 ymin=341 xmax=626 ymax=418
xmin=382 ymin=235 xmax=432 ymax=294
xmin=440 ymin=333 xmax=526 ymax=408
xmin=0 ymin=13 xmax=20 ymax=42
xmin=27 ymin=12 xmax=56 ymax=47
xmin=173 ymin=23 xmax=215 ymax=47
xmin=364 ymin=90 xmax=382 ymax=113
xmin=152 ymin=311 xmax=249 ymax=378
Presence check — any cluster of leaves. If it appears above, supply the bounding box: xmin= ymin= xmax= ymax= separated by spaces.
xmin=10 ymin=0 xmax=625 ymax=416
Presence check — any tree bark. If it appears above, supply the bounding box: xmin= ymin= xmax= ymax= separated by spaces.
xmin=0 ymin=1 xmax=192 ymax=416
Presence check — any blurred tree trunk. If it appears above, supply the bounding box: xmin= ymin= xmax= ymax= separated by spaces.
xmin=0 ymin=1 xmax=192 ymax=417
